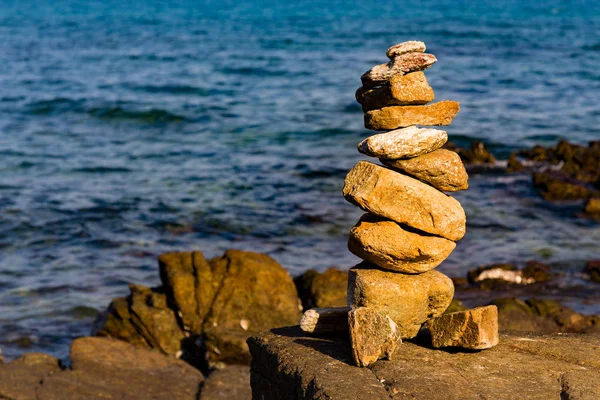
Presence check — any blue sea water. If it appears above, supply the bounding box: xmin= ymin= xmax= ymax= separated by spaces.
xmin=0 ymin=0 xmax=599 ymax=360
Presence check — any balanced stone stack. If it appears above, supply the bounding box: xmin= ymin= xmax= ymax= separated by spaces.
xmin=300 ymin=41 xmax=498 ymax=367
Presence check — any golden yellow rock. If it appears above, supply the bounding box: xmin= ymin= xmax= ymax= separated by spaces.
xmin=348 ymin=307 xmax=401 ymax=367
xmin=347 ymin=264 xmax=454 ymax=339
xmin=356 ymin=72 xmax=435 ymax=112
xmin=343 ymin=161 xmax=466 ymax=241
xmin=382 ymin=149 xmax=469 ymax=192
xmin=427 ymin=306 xmax=499 ymax=350
xmin=365 ymin=101 xmax=460 ymax=131
xmin=348 ymin=214 xmax=456 ymax=273
xmin=361 ymin=53 xmax=437 ymax=88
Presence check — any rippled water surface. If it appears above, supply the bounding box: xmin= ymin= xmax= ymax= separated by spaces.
xmin=1 ymin=0 xmax=599 ymax=360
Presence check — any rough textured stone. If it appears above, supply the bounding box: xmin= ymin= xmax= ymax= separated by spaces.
xmin=199 ymin=365 xmax=251 ymax=400
xmin=247 ymin=327 xmax=391 ymax=400
xmin=428 ymin=306 xmax=499 ymax=350
xmin=201 ymin=250 xmax=302 ymax=366
xmin=249 ymin=327 xmax=600 ymax=400
xmin=365 ymin=100 xmax=460 ymax=131
xmin=93 ymin=296 xmax=151 ymax=348
xmin=386 ymin=40 xmax=426 ymax=59
xmin=158 ymin=251 xmax=213 ymax=333
xmin=382 ymin=148 xmax=469 ymax=192
xmin=38 ymin=337 xmax=204 ymax=400
xmin=348 ymin=214 xmax=456 ymax=273
xmin=361 ymin=52 xmax=437 ymax=88
xmin=294 ymin=268 xmax=348 ymax=310
xmin=347 ymin=264 xmax=454 ymax=338
xmin=0 ymin=353 xmax=61 ymax=400
xmin=446 ymin=140 xmax=497 ymax=164
xmin=358 ymin=126 xmax=447 ymax=159
xmin=343 ymin=161 xmax=466 ymax=241
xmin=356 ymin=72 xmax=435 ymax=111
xmin=300 ymin=307 xmax=350 ymax=335
xmin=584 ymin=197 xmax=600 ymax=216
xmin=348 ymin=307 xmax=401 ymax=367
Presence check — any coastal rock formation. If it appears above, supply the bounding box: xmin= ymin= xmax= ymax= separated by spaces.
xmin=347 ymin=264 xmax=454 ymax=338
xmin=343 ymin=161 xmax=466 ymax=241
xmin=95 ymin=249 xmax=301 ymax=367
xmin=356 ymin=72 xmax=435 ymax=111
xmin=248 ymin=327 xmax=600 ymax=400
xmin=348 ymin=214 xmax=456 ymax=273
xmin=358 ymin=126 xmax=447 ymax=159
xmin=364 ymin=100 xmax=460 ymax=130
xmin=382 ymin=148 xmax=469 ymax=191
xmin=428 ymin=305 xmax=499 ymax=349
xmin=348 ymin=307 xmax=401 ymax=367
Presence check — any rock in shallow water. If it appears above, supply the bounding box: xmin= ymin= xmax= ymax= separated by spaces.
xmin=364 ymin=100 xmax=460 ymax=130
xmin=356 ymin=71 xmax=435 ymax=111
xmin=358 ymin=126 xmax=447 ymax=159
xmin=347 ymin=263 xmax=454 ymax=339
xmin=348 ymin=214 xmax=456 ymax=274
xmin=361 ymin=52 xmax=437 ymax=88
xmin=343 ymin=161 xmax=466 ymax=241
xmin=382 ymin=148 xmax=469 ymax=192
xmin=427 ymin=306 xmax=499 ymax=350
xmin=348 ymin=307 xmax=401 ymax=367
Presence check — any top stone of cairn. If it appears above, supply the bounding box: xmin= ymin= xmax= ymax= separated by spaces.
xmin=386 ymin=41 xmax=426 ymax=59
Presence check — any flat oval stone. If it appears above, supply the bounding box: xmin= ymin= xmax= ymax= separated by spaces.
xmin=348 ymin=214 xmax=456 ymax=273
xmin=343 ymin=161 xmax=466 ymax=241
xmin=358 ymin=126 xmax=447 ymax=159
xmin=364 ymin=100 xmax=460 ymax=131
xmin=382 ymin=148 xmax=469 ymax=192
xmin=386 ymin=41 xmax=426 ymax=59
xmin=347 ymin=264 xmax=454 ymax=339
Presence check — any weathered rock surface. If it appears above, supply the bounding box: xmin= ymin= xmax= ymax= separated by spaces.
xmin=361 ymin=53 xmax=437 ymax=88
xmin=585 ymin=198 xmax=600 ymax=217
xmin=198 ymin=365 xmax=251 ymax=400
xmin=348 ymin=307 xmax=401 ymax=367
xmin=95 ymin=249 xmax=302 ymax=367
xmin=348 ymin=214 xmax=456 ymax=273
xmin=382 ymin=148 xmax=469 ymax=192
xmin=385 ymin=40 xmax=426 ymax=59
xmin=358 ymin=125 xmax=447 ymax=159
xmin=533 ymin=170 xmax=595 ymax=201
xmin=347 ymin=264 xmax=454 ymax=338
xmin=445 ymin=140 xmax=497 ymax=165
xmin=356 ymin=72 xmax=434 ymax=111
xmin=364 ymin=100 xmax=460 ymax=130
xmin=343 ymin=161 xmax=466 ymax=241
xmin=0 ymin=353 xmax=61 ymax=400
xmin=249 ymin=327 xmax=600 ymax=400
xmin=300 ymin=307 xmax=350 ymax=335
xmin=294 ymin=268 xmax=348 ymax=310
xmin=428 ymin=306 xmax=499 ymax=350
xmin=586 ymin=260 xmax=600 ymax=283
xmin=248 ymin=327 xmax=391 ymax=400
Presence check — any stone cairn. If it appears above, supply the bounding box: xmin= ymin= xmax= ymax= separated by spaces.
xmin=300 ymin=41 xmax=499 ymax=367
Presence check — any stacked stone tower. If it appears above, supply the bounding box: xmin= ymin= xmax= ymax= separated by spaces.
xmin=300 ymin=41 xmax=499 ymax=368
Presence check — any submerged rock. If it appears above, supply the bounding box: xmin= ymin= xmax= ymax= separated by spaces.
xmin=532 ymin=170 xmax=595 ymax=200
xmin=364 ymin=100 xmax=460 ymax=130
xmin=294 ymin=268 xmax=348 ymax=310
xmin=445 ymin=140 xmax=497 ymax=165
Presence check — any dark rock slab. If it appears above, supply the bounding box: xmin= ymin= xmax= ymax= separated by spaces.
xmin=198 ymin=365 xmax=251 ymax=400
xmin=247 ymin=326 xmax=390 ymax=400
xmin=249 ymin=327 xmax=600 ymax=400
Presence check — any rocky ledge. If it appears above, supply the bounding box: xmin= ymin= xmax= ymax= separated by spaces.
xmin=248 ymin=326 xmax=600 ymax=400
